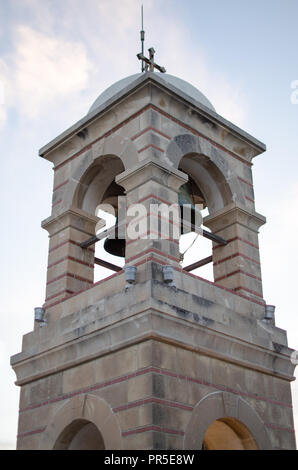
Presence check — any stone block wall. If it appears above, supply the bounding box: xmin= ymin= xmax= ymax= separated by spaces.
xmin=16 ymin=339 xmax=295 ymax=450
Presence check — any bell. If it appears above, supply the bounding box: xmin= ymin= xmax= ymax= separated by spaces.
xmin=178 ymin=177 xmax=206 ymax=235
xmin=101 ymin=180 xmax=126 ymax=258
xmin=103 ymin=216 xmax=126 ymax=257
xmin=102 ymin=177 xmax=205 ymax=256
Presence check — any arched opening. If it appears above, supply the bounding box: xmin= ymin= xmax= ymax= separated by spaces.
xmin=179 ymin=153 xmax=233 ymax=213
xmin=184 ymin=391 xmax=271 ymax=450
xmin=178 ymin=153 xmax=232 ymax=282
xmin=74 ymin=155 xmax=125 ymax=214
xmin=202 ymin=418 xmax=258 ymax=450
xmin=73 ymin=154 xmax=126 ymax=283
xmin=40 ymin=394 xmax=123 ymax=450
xmin=54 ymin=419 xmax=105 ymax=450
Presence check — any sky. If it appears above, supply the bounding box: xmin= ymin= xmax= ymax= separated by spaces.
xmin=0 ymin=0 xmax=298 ymax=450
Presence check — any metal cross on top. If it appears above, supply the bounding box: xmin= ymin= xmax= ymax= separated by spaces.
xmin=137 ymin=48 xmax=166 ymax=73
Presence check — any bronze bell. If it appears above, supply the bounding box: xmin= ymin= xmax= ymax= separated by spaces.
xmin=102 ymin=176 xmax=205 ymax=257
xmin=101 ymin=181 xmax=126 ymax=258
xmin=103 ymin=216 xmax=126 ymax=258
xmin=179 ymin=177 xmax=206 ymax=234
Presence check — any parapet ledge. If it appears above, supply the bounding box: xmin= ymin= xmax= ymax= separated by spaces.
xmin=10 ymin=276 xmax=294 ymax=386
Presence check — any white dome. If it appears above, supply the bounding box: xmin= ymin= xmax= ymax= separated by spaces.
xmin=88 ymin=73 xmax=216 ymax=114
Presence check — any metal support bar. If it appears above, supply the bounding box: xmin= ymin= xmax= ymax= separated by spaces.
xmin=94 ymin=257 xmax=122 ymax=272
xmin=202 ymin=229 xmax=227 ymax=246
xmin=182 ymin=221 xmax=227 ymax=246
xmin=80 ymin=234 xmax=101 ymax=249
xmin=80 ymin=222 xmax=125 ymax=249
xmin=183 ymin=255 xmax=213 ymax=272
xmin=80 ymin=223 xmax=227 ymax=249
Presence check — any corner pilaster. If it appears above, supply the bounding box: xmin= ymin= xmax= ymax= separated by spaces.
xmin=42 ymin=207 xmax=99 ymax=310
xmin=204 ymin=203 xmax=266 ymax=301
xmin=116 ymin=159 xmax=188 ymax=268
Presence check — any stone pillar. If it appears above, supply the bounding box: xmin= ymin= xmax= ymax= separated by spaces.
xmin=204 ymin=203 xmax=266 ymax=301
xmin=42 ymin=207 xmax=98 ymax=309
xmin=116 ymin=160 xmax=188 ymax=268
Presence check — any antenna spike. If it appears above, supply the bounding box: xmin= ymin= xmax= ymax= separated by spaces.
xmin=137 ymin=5 xmax=166 ymax=74
xmin=140 ymin=5 xmax=145 ymax=72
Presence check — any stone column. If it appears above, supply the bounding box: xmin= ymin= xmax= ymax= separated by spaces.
xmin=204 ymin=203 xmax=266 ymax=301
xmin=116 ymin=159 xmax=188 ymax=269
xmin=42 ymin=207 xmax=99 ymax=309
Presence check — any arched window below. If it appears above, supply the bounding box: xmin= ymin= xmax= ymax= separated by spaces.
xmin=202 ymin=418 xmax=258 ymax=450
xmin=54 ymin=419 xmax=105 ymax=450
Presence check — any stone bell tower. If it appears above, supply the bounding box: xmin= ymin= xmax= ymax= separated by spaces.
xmin=11 ymin=52 xmax=296 ymax=449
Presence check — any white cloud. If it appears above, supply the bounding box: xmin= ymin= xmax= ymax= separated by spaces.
xmin=0 ymin=59 xmax=9 ymax=127
xmin=2 ymin=1 xmax=247 ymax=126
xmin=149 ymin=19 xmax=247 ymax=126
xmin=12 ymin=25 xmax=92 ymax=117
xmin=161 ymin=11 xmax=247 ymax=126
xmin=211 ymin=82 xmax=246 ymax=126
